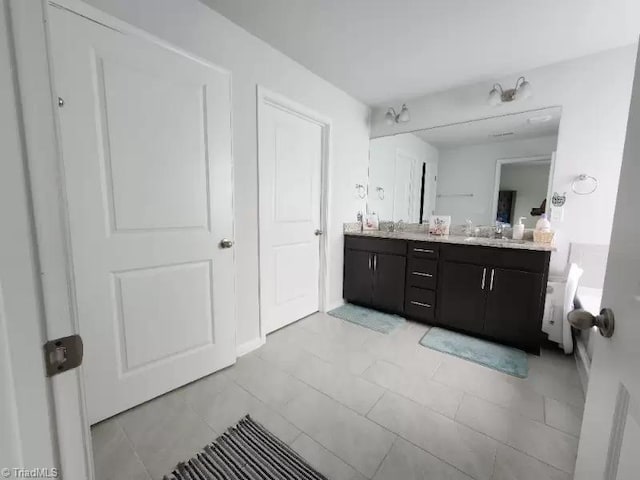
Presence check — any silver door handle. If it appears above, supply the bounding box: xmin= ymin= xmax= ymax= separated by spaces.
xmin=373 ymin=254 xmax=377 ymax=271
xmin=414 ymin=248 xmax=434 ymax=253
xmin=489 ymin=269 xmax=495 ymax=291
xmin=410 ymin=301 xmax=432 ymax=308
xmin=314 ymin=229 xmax=323 ymax=236
xmin=219 ymin=238 xmax=234 ymax=249
xmin=481 ymin=268 xmax=487 ymax=289
xmin=412 ymin=272 xmax=433 ymax=277
xmin=568 ymin=308 xmax=615 ymax=338
xmin=368 ymin=254 xmax=372 ymax=270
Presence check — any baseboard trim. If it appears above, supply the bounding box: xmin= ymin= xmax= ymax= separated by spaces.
xmin=236 ymin=336 xmax=265 ymax=357
xmin=325 ymin=298 xmax=345 ymax=312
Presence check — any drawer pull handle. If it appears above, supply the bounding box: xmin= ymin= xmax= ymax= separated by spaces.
xmin=412 ymin=272 xmax=433 ymax=277
xmin=413 ymin=248 xmax=435 ymax=253
xmin=410 ymin=301 xmax=432 ymax=308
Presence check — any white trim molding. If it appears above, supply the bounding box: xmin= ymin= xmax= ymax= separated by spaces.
xmin=236 ymin=336 xmax=266 ymax=357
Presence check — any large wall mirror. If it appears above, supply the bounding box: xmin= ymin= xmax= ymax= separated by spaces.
xmin=368 ymin=107 xmax=561 ymax=227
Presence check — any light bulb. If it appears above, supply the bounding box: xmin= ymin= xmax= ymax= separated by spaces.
xmin=488 ymin=87 xmax=501 ymax=106
xmin=398 ymin=104 xmax=410 ymax=123
xmin=385 ymin=109 xmax=395 ymax=125
xmin=516 ymin=80 xmax=532 ymax=100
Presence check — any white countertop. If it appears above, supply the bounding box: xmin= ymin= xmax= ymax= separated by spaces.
xmin=345 ymin=230 xmax=556 ymax=252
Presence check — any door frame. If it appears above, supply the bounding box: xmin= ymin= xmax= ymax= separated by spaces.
xmin=0 ymin=0 xmax=60 ymax=472
xmin=9 ymin=0 xmax=236 ymax=477
xmin=256 ymin=86 xmax=331 ymax=341
xmin=490 ymin=154 xmax=555 ymax=224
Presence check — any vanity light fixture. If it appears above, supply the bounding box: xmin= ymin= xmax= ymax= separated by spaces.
xmin=487 ymin=77 xmax=532 ymax=106
xmin=385 ymin=104 xmax=410 ymax=125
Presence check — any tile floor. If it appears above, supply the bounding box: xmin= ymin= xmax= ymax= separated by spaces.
xmin=91 ymin=313 xmax=585 ymax=480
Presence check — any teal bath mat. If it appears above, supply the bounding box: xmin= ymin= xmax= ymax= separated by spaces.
xmin=420 ymin=327 xmax=528 ymax=378
xmin=328 ymin=304 xmax=405 ymax=334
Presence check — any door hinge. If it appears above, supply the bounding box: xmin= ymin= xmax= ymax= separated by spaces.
xmin=44 ymin=334 xmax=83 ymax=377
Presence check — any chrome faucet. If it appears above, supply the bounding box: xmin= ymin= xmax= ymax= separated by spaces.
xmin=494 ymin=221 xmax=504 ymax=238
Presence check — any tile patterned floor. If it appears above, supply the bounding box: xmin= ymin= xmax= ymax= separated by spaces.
xmin=91 ymin=313 xmax=585 ymax=480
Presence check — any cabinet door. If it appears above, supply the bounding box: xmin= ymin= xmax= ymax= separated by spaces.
xmin=483 ymin=268 xmax=544 ymax=349
xmin=343 ymin=249 xmax=373 ymax=305
xmin=372 ymin=253 xmax=406 ymax=313
xmin=438 ymin=261 xmax=487 ymax=334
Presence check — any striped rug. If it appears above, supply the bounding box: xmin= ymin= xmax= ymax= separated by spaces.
xmin=163 ymin=415 xmax=327 ymax=480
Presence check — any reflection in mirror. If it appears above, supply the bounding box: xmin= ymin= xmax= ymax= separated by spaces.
xmin=368 ymin=134 xmax=437 ymax=223
xmin=495 ymin=157 xmax=551 ymax=228
xmin=368 ymin=107 xmax=560 ymax=227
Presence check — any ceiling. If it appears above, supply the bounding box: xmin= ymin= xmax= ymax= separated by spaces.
xmin=412 ymin=107 xmax=561 ymax=148
xmin=201 ymin=0 xmax=640 ymax=106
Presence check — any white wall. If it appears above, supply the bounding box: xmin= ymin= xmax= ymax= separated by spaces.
xmin=372 ymin=46 xmax=637 ymax=276
xmin=500 ymin=162 xmax=551 ymax=229
xmin=81 ymin=0 xmax=371 ymax=347
xmin=368 ymin=133 xmax=438 ymax=221
xmin=436 ymin=136 xmax=557 ymax=225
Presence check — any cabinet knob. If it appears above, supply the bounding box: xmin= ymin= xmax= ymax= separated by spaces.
xmin=314 ymin=229 xmax=323 ymax=236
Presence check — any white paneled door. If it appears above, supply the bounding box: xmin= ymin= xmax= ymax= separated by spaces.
xmin=258 ymin=90 xmax=325 ymax=334
xmin=48 ymin=7 xmax=236 ymax=424
xmin=573 ymin=44 xmax=640 ymax=479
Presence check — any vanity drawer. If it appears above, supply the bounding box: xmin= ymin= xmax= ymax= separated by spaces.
xmin=407 ymin=258 xmax=438 ymax=289
xmin=345 ymin=236 xmax=407 ymax=255
xmin=441 ymin=244 xmax=549 ymax=273
xmin=405 ymin=287 xmax=436 ymax=322
xmin=408 ymin=241 xmax=439 ymax=260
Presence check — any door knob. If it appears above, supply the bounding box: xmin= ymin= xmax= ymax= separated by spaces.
xmin=314 ymin=229 xmax=323 ymax=236
xmin=219 ymin=238 xmax=234 ymax=249
xmin=568 ymin=308 xmax=615 ymax=338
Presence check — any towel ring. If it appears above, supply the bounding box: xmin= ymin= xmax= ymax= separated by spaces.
xmin=355 ymin=184 xmax=366 ymax=199
xmin=571 ymin=174 xmax=598 ymax=195
xmin=376 ymin=186 xmax=385 ymax=200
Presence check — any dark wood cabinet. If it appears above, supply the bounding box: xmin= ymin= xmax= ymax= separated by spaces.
xmin=483 ymin=268 xmax=545 ymax=347
xmin=343 ymin=249 xmax=373 ymax=305
xmin=404 ymin=241 xmax=439 ymax=324
xmin=343 ymin=235 xmax=550 ymax=353
xmin=372 ymin=253 xmax=406 ymax=312
xmin=438 ymin=261 xmax=488 ymax=334
xmin=343 ymin=237 xmax=406 ymax=315
xmin=437 ymin=245 xmax=549 ymax=353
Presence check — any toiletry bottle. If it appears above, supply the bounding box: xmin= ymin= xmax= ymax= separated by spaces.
xmin=535 ymin=213 xmax=551 ymax=232
xmin=513 ymin=217 xmax=526 ymax=240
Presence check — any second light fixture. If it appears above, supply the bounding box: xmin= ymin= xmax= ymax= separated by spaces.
xmin=488 ymin=76 xmax=532 ymax=106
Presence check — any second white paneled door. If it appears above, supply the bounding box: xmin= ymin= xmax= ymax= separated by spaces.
xmin=258 ymin=89 xmax=326 ymax=334
xmin=49 ymin=7 xmax=236 ymax=424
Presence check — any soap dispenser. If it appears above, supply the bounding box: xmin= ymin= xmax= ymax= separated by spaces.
xmin=513 ymin=217 xmax=526 ymax=240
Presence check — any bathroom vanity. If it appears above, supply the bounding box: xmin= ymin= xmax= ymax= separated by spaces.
xmin=343 ymin=231 xmax=553 ymax=354
xmin=356 ymin=107 xmax=561 ymax=354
